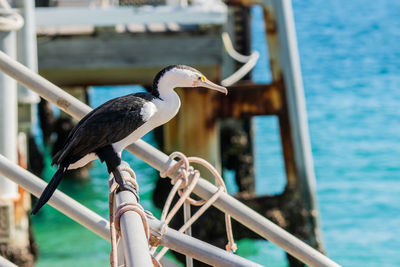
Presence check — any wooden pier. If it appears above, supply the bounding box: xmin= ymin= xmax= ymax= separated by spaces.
xmin=35 ymin=4 xmax=226 ymax=86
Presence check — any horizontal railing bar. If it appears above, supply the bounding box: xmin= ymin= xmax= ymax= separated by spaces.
xmin=0 ymin=255 xmax=18 ymax=267
xmin=0 ymin=154 xmax=262 ymax=267
xmin=0 ymin=50 xmax=340 ymax=267
xmin=126 ymin=141 xmax=341 ymax=267
xmin=0 ymin=154 xmax=110 ymax=239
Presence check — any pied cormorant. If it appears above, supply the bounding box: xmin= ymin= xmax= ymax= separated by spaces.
xmin=31 ymin=65 xmax=227 ymax=215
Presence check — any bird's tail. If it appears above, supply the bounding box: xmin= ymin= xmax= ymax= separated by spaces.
xmin=31 ymin=166 xmax=68 ymax=215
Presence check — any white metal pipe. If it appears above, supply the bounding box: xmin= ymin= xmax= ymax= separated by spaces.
xmin=0 ymin=154 xmax=261 ymax=267
xmin=195 ymin=179 xmax=340 ymax=267
xmin=148 ymin=218 xmax=263 ymax=267
xmin=115 ymin=191 xmax=153 ymax=266
xmin=0 ymin=255 xmax=18 ymax=267
xmin=126 ymin=142 xmax=341 ymax=267
xmin=183 ymin=202 xmax=193 ymax=267
xmin=0 ymin=50 xmax=340 ymax=267
xmin=0 ymin=50 xmax=91 ymax=120
xmin=0 ymin=30 xmax=18 ymax=199
xmin=0 ymin=153 xmax=111 ymax=240
xmin=20 ymin=0 xmax=37 ymax=72
xmin=16 ymin=0 xmax=40 ymax=103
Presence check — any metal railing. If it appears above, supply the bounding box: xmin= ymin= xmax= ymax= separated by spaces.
xmin=0 ymin=255 xmax=17 ymax=267
xmin=108 ymin=166 xmax=154 ymax=266
xmin=0 ymin=154 xmax=262 ymax=267
xmin=0 ymin=47 xmax=340 ymax=267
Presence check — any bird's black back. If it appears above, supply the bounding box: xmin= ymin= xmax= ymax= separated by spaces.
xmin=52 ymin=92 xmax=156 ymax=166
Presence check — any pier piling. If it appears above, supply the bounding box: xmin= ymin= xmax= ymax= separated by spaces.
xmin=0 ymin=5 xmax=35 ymax=266
xmin=0 ymin=24 xmax=18 ymax=201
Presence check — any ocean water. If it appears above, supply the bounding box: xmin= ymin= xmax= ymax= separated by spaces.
xmin=33 ymin=0 xmax=400 ymax=266
xmin=252 ymin=0 xmax=400 ymax=266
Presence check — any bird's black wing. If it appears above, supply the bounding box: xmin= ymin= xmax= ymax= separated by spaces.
xmin=52 ymin=93 xmax=156 ymax=165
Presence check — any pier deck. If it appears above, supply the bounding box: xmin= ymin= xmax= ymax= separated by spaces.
xmin=35 ymin=4 xmax=227 ymax=86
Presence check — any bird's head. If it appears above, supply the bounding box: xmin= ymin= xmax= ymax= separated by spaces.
xmin=152 ymin=65 xmax=228 ymax=98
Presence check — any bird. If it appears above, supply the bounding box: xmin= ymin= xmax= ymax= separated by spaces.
xmin=31 ymin=65 xmax=228 ymax=215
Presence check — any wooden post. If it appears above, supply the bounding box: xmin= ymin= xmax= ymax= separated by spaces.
xmin=164 ymin=87 xmax=221 ymax=181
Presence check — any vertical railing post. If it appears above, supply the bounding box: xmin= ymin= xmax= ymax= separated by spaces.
xmin=0 ymin=8 xmax=19 ymax=266
xmin=113 ymin=167 xmax=153 ymax=267
xmin=16 ymin=0 xmax=39 ymax=104
xmin=0 ymin=4 xmax=37 ymax=265
xmin=0 ymin=15 xmax=18 ymax=201
xmin=115 ymin=191 xmax=153 ymax=266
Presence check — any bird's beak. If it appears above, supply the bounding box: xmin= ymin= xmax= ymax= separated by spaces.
xmin=196 ymin=79 xmax=228 ymax=95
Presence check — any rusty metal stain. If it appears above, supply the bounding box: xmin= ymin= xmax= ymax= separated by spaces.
xmin=56 ymin=97 xmax=71 ymax=110
xmin=216 ymin=82 xmax=282 ymax=118
xmin=277 ymin=81 xmax=298 ymax=189
xmin=270 ymin=86 xmax=282 ymax=111
xmin=262 ymin=3 xmax=283 ymax=82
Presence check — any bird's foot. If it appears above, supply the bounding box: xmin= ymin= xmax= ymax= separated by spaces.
xmin=111 ymin=167 xmax=140 ymax=201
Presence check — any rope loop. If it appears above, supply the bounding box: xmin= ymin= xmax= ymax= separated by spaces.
xmin=0 ymin=0 xmax=24 ymax=32
xmin=114 ymin=202 xmax=150 ymax=239
xmin=160 ymin=151 xmax=191 ymax=189
xmin=177 ymin=169 xmax=205 ymax=206
xmin=154 ymin=151 xmax=237 ymax=261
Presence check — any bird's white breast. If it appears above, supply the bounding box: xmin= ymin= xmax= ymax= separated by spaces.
xmin=140 ymin=102 xmax=157 ymax=122
xmin=151 ymin=92 xmax=181 ymax=125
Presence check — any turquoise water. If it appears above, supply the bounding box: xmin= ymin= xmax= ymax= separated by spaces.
xmin=297 ymin=1 xmax=400 ymax=266
xmin=33 ymin=0 xmax=400 ymax=266
xmin=252 ymin=0 xmax=400 ymax=266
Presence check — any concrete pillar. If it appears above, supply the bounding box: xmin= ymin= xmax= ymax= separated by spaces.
xmin=0 ymin=2 xmax=37 ymax=266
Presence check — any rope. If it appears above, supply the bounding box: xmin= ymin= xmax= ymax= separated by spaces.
xmin=114 ymin=202 xmax=150 ymax=239
xmin=153 ymin=152 xmax=237 ymax=261
xmin=221 ymin=32 xmax=260 ymax=86
xmin=108 ymin=162 xmax=160 ymax=267
xmin=0 ymin=0 xmax=24 ymax=32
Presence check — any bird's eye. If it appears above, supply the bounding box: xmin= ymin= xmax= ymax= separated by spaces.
xmin=199 ymin=76 xmax=206 ymax=82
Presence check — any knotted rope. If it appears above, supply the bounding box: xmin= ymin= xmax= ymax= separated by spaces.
xmin=152 ymin=152 xmax=237 ymax=261
xmin=0 ymin=0 xmax=24 ymax=32
xmin=108 ymin=162 xmax=160 ymax=267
